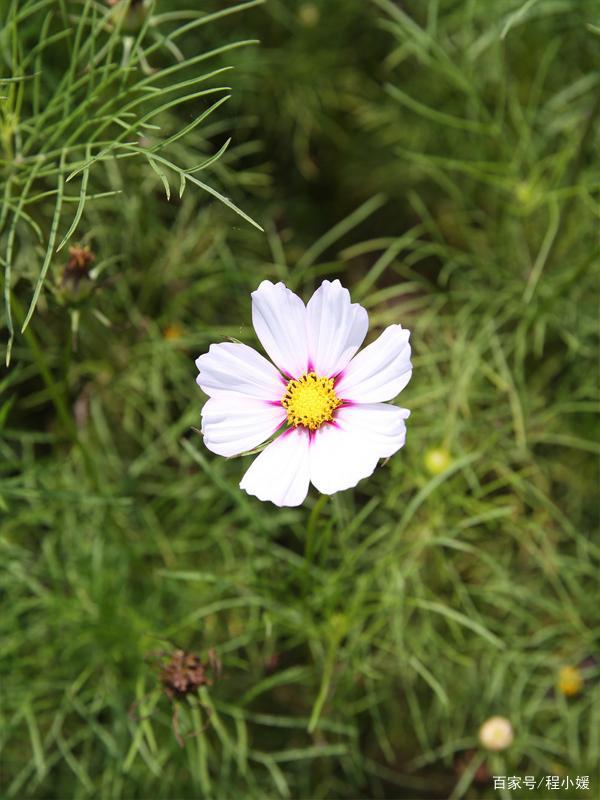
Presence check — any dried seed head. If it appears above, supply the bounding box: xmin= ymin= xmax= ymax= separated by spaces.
xmin=160 ymin=649 xmax=212 ymax=700
xmin=66 ymin=244 xmax=95 ymax=275
xmin=59 ymin=245 xmax=96 ymax=304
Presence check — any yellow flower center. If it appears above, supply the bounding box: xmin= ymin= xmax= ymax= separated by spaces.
xmin=281 ymin=372 xmax=341 ymax=430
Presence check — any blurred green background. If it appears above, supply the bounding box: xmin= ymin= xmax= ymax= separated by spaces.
xmin=1 ymin=1 xmax=599 ymax=798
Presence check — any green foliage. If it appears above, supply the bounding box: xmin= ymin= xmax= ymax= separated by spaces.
xmin=0 ymin=0 xmax=262 ymax=365
xmin=1 ymin=1 xmax=598 ymax=798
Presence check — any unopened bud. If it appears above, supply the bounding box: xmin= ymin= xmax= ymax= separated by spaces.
xmin=298 ymin=4 xmax=320 ymax=27
xmin=478 ymin=716 xmax=513 ymax=751
xmin=424 ymin=447 xmax=452 ymax=475
xmin=557 ymin=665 xmax=583 ymax=697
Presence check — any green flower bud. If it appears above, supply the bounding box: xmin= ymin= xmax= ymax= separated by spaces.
xmin=424 ymin=447 xmax=452 ymax=475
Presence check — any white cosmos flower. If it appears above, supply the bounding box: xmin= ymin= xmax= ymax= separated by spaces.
xmin=195 ymin=280 xmax=412 ymax=507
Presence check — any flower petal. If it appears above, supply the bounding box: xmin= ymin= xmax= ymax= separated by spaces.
xmin=306 ymin=279 xmax=368 ymax=376
xmin=309 ymin=423 xmax=380 ymax=495
xmin=240 ymin=427 xmax=310 ymax=506
xmin=334 ymin=403 xmax=410 ymax=458
xmin=201 ymin=395 xmax=286 ymax=457
xmin=196 ymin=342 xmax=285 ymax=401
xmin=335 ymin=325 xmax=412 ymax=403
xmin=252 ymin=280 xmax=309 ymax=378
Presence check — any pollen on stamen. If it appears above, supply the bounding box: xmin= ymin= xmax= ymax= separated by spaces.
xmin=281 ymin=372 xmax=341 ymax=430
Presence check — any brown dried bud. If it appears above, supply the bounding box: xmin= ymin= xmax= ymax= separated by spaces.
xmin=160 ymin=649 xmax=212 ymax=701
xmin=59 ymin=245 xmax=96 ymax=305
